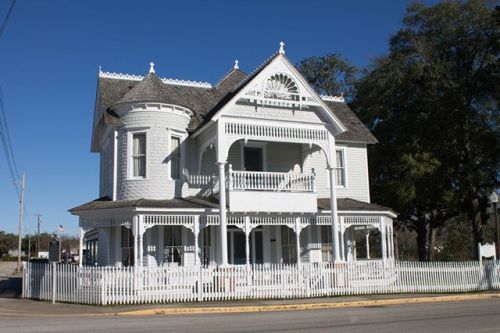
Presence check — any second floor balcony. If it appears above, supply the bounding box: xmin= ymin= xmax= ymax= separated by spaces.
xmin=185 ymin=166 xmax=318 ymax=213
xmin=228 ymin=168 xmax=317 ymax=213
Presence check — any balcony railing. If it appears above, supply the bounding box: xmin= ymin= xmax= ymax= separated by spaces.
xmin=229 ymin=170 xmax=315 ymax=193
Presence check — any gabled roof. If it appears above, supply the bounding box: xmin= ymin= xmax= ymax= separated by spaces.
xmin=94 ymin=52 xmax=378 ymax=146
xmin=215 ymin=68 xmax=248 ymax=97
xmin=325 ymin=101 xmax=378 ymax=144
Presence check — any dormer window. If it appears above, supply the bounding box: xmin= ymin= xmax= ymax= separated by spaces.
xmin=132 ymin=133 xmax=146 ymax=178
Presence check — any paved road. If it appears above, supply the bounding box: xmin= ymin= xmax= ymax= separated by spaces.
xmin=2 ymin=298 xmax=500 ymax=333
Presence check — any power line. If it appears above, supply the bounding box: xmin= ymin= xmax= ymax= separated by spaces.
xmin=0 ymin=0 xmax=16 ymax=41
xmin=0 ymin=84 xmax=20 ymax=196
xmin=0 ymin=85 xmax=19 ymax=178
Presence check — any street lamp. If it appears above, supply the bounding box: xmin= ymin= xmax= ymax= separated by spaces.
xmin=489 ymin=191 xmax=499 ymax=258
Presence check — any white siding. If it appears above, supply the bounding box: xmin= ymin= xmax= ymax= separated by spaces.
xmin=303 ymin=143 xmax=370 ymax=202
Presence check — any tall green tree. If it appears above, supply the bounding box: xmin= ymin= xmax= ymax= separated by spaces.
xmin=354 ymin=0 xmax=499 ymax=260
xmin=297 ymin=53 xmax=358 ymax=98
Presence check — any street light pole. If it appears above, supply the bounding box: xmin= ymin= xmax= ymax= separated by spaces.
xmin=490 ymin=191 xmax=499 ymax=258
xmin=34 ymin=214 xmax=42 ymax=257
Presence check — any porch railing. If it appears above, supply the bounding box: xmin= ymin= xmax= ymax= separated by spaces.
xmin=229 ymin=170 xmax=315 ymax=192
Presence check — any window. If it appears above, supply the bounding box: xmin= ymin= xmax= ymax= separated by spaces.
xmin=132 ymin=133 xmax=146 ymax=178
xmin=335 ymin=149 xmax=346 ymax=187
xmin=170 ymin=136 xmax=181 ymax=179
xmin=121 ymin=226 xmax=134 ymax=266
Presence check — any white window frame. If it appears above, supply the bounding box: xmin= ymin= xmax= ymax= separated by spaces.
xmin=335 ymin=147 xmax=347 ymax=188
xmin=127 ymin=128 xmax=149 ymax=180
xmin=239 ymin=141 xmax=267 ymax=171
xmin=167 ymin=129 xmax=186 ymax=180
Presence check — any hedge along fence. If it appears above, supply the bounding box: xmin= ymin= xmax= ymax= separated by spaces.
xmin=22 ymin=260 xmax=500 ymax=306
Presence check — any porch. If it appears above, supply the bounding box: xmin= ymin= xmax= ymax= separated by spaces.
xmin=78 ymin=208 xmax=395 ymax=268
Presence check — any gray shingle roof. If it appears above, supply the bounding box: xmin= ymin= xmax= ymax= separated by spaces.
xmin=97 ymin=58 xmax=377 ymax=143
xmin=70 ymin=196 xmax=394 ymax=213
xmin=325 ymin=101 xmax=378 ymax=144
xmin=318 ymin=198 xmax=394 ymax=213
xmin=69 ymin=196 xmax=219 ymax=212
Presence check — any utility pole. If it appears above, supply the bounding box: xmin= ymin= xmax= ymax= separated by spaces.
xmin=27 ymin=229 xmax=30 ymax=260
xmin=16 ymin=173 xmax=25 ymax=272
xmin=34 ymin=213 xmax=42 ymax=257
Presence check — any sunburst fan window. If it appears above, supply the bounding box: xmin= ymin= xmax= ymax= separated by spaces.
xmin=264 ymin=73 xmax=299 ymax=101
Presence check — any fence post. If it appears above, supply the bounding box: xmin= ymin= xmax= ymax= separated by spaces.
xmin=198 ymin=265 xmax=203 ymax=302
xmin=101 ymin=267 xmax=107 ymax=305
xmin=51 ymin=262 xmax=57 ymax=304
xmin=21 ymin=261 xmax=26 ymax=298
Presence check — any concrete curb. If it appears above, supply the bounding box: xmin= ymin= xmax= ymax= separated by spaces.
xmin=116 ymin=293 xmax=500 ymax=316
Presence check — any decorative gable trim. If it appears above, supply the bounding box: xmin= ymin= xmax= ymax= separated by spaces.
xmin=209 ymin=54 xmax=347 ymax=134
xmin=99 ymin=71 xmax=213 ymax=89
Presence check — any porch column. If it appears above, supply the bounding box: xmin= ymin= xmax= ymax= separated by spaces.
xmin=339 ymin=220 xmax=345 ymax=261
xmin=327 ymin=166 xmax=341 ymax=262
xmin=218 ymin=162 xmax=228 ymax=265
xmin=244 ymin=217 xmax=250 ymax=266
xmin=132 ymin=216 xmax=139 ymax=267
xmin=380 ymin=217 xmax=387 ymax=261
xmin=295 ymin=218 xmax=301 ymax=265
xmin=78 ymin=227 xmax=84 ymax=267
xmin=193 ymin=217 xmax=200 ymax=266
xmin=365 ymin=228 xmax=370 ymax=259
xmin=138 ymin=216 xmax=144 ymax=266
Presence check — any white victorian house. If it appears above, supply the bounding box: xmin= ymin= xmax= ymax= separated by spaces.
xmin=70 ymin=43 xmax=396 ymax=268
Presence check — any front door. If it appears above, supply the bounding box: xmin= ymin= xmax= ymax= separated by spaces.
xmin=244 ymin=147 xmax=263 ymax=171
xmin=227 ymin=228 xmax=246 ymax=265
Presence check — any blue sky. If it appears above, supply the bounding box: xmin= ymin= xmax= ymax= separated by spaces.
xmin=0 ymin=0 xmax=436 ymax=236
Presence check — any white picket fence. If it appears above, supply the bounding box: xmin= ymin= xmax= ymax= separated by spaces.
xmin=22 ymin=260 xmax=500 ymax=305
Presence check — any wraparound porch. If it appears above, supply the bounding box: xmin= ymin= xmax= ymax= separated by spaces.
xmin=79 ymin=211 xmax=395 ymax=268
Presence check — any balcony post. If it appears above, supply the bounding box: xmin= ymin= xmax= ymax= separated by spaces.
xmin=218 ymin=162 xmax=228 ymax=266
xmin=228 ymin=164 xmax=233 ymax=191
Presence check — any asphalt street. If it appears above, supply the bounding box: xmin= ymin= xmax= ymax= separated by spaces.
xmin=2 ymin=298 xmax=500 ymax=333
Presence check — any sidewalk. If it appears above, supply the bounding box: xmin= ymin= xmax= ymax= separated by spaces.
xmin=1 ymin=291 xmax=499 ymax=317
xmin=1 ymin=262 xmax=499 ymax=317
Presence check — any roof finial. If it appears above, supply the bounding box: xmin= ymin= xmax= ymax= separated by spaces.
xmin=98 ymin=65 xmax=102 ymax=74
xmin=149 ymin=62 xmax=155 ymax=74
xmin=279 ymin=41 xmax=285 ymax=55
xmin=234 ymin=60 xmax=239 ymax=70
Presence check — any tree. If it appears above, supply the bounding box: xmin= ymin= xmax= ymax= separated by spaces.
xmin=0 ymin=231 xmax=17 ymax=258
xmin=297 ymin=53 xmax=358 ymax=98
xmin=354 ymin=0 xmax=499 ymax=260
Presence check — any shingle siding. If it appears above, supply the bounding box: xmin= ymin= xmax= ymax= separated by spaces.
xmin=117 ymin=110 xmax=190 ymax=200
